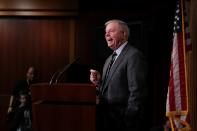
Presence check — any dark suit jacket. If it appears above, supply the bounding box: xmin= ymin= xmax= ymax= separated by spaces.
xmin=97 ymin=44 xmax=147 ymax=131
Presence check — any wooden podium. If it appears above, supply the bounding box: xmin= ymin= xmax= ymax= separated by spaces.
xmin=30 ymin=83 xmax=96 ymax=131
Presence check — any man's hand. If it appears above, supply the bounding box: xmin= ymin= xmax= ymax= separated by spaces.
xmin=7 ymin=107 xmax=13 ymax=113
xmin=90 ymin=69 xmax=101 ymax=86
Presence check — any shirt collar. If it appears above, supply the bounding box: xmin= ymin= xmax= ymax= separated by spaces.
xmin=114 ymin=41 xmax=128 ymax=57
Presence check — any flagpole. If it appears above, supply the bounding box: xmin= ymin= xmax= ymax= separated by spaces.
xmin=181 ymin=0 xmax=189 ymax=116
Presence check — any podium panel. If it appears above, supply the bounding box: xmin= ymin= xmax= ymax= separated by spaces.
xmin=30 ymin=83 xmax=96 ymax=131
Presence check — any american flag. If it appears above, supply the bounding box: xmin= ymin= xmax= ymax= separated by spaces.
xmin=166 ymin=0 xmax=191 ymax=130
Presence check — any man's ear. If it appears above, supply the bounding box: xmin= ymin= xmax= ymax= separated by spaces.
xmin=123 ymin=31 xmax=128 ymax=39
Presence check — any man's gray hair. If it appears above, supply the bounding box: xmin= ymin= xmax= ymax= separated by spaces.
xmin=105 ymin=19 xmax=130 ymax=37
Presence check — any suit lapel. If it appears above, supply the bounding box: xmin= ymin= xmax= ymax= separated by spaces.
xmin=102 ymin=56 xmax=111 ymax=81
xmin=102 ymin=44 xmax=129 ymax=94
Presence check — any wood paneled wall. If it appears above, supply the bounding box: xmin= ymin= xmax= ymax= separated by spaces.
xmin=0 ymin=18 xmax=75 ymax=94
xmin=0 ymin=1 xmax=78 ymax=131
xmin=0 ymin=0 xmax=78 ymax=16
xmin=190 ymin=0 xmax=197 ymax=130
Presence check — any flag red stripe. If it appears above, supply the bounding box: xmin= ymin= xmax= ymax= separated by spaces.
xmin=177 ymin=33 xmax=187 ymax=110
xmin=169 ymin=64 xmax=176 ymax=111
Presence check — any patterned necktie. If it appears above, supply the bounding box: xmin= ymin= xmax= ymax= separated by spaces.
xmin=102 ymin=52 xmax=117 ymax=88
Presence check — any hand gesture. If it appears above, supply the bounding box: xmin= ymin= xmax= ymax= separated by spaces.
xmin=90 ymin=69 xmax=101 ymax=86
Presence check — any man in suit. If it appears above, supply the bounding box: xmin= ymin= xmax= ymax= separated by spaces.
xmin=90 ymin=19 xmax=147 ymax=131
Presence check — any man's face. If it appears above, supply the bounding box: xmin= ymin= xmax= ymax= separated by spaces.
xmin=26 ymin=67 xmax=34 ymax=81
xmin=105 ymin=22 xmax=125 ymax=50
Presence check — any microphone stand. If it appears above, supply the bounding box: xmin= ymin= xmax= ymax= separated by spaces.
xmin=55 ymin=64 xmax=71 ymax=84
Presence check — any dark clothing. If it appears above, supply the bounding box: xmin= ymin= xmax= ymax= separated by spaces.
xmin=97 ymin=44 xmax=147 ymax=131
xmin=12 ymin=80 xmax=29 ymax=96
xmin=8 ymin=78 xmax=38 ymax=131
xmin=7 ymin=105 xmax=32 ymax=131
xmin=15 ymin=106 xmax=32 ymax=131
xmin=12 ymin=80 xmax=37 ymax=107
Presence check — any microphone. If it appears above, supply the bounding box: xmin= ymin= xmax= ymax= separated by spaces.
xmin=54 ymin=57 xmax=80 ymax=84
